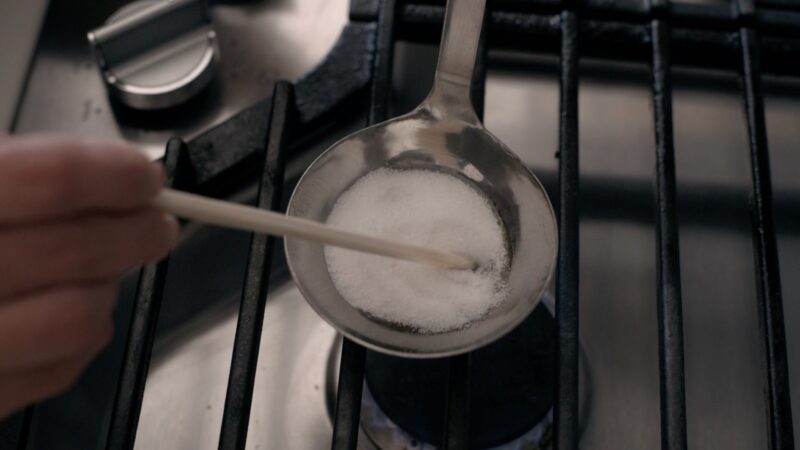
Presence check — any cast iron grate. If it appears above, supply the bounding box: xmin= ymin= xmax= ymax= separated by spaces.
xmin=8 ymin=0 xmax=798 ymax=449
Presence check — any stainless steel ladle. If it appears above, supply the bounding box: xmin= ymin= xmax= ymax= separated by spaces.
xmin=285 ymin=0 xmax=558 ymax=358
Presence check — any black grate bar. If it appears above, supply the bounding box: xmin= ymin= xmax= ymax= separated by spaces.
xmin=12 ymin=406 xmax=34 ymax=450
xmin=331 ymin=1 xmax=397 ymax=449
xmin=331 ymin=339 xmax=366 ymax=450
xmin=554 ymin=8 xmax=580 ymax=450
xmin=217 ymin=81 xmax=294 ymax=450
xmin=396 ymin=4 xmax=800 ymax=78
xmin=368 ymin=0 xmax=397 ymax=124
xmin=737 ymin=4 xmax=796 ymax=447
xmin=649 ymin=5 xmax=689 ymax=450
xmin=442 ymin=353 xmax=472 ymax=449
xmin=105 ymin=138 xmax=194 ymax=450
xmin=400 ymin=0 xmax=800 ymax=36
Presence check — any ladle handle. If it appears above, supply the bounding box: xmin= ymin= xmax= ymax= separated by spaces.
xmin=428 ymin=0 xmax=486 ymax=121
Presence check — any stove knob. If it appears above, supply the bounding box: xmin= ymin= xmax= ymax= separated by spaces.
xmin=87 ymin=0 xmax=219 ymax=110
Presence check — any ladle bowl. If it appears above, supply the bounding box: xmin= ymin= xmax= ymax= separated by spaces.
xmin=285 ymin=0 xmax=557 ymax=358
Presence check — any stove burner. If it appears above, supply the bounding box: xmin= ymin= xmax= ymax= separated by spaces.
xmin=351 ymin=296 xmax=563 ymax=449
xmin=363 ymin=305 xmax=555 ymax=448
xmin=359 ymin=382 xmax=553 ymax=450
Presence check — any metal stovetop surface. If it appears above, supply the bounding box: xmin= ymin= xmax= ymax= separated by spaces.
xmin=7 ymin=0 xmax=800 ymax=449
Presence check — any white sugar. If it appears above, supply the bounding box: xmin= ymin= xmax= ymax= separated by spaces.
xmin=324 ymin=168 xmax=509 ymax=333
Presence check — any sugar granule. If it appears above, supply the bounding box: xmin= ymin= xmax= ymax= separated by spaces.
xmin=324 ymin=168 xmax=509 ymax=333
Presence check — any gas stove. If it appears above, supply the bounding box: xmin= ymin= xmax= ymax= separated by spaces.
xmin=2 ymin=0 xmax=800 ymax=449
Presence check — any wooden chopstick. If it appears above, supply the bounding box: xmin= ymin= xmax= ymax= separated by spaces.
xmin=153 ymin=188 xmax=475 ymax=270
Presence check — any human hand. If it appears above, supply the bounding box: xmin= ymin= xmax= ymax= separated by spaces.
xmin=0 ymin=134 xmax=179 ymax=417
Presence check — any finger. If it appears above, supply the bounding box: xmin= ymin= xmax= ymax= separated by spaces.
xmin=0 ymin=281 xmax=116 ymax=372
xmin=0 ymin=208 xmax=178 ymax=298
xmin=0 ymin=338 xmax=108 ymax=418
xmin=0 ymin=135 xmax=164 ymax=223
